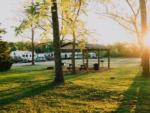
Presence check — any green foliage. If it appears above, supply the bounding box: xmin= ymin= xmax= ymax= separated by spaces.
xmin=107 ymin=43 xmax=141 ymax=58
xmin=0 ymin=28 xmax=6 ymax=35
xmin=35 ymin=42 xmax=54 ymax=53
xmin=16 ymin=42 xmax=32 ymax=51
xmin=0 ymin=41 xmax=12 ymax=72
xmin=8 ymin=41 xmax=141 ymax=57
xmin=15 ymin=2 xmax=40 ymax=35
xmin=8 ymin=41 xmax=54 ymax=53
xmin=0 ymin=24 xmax=6 ymax=40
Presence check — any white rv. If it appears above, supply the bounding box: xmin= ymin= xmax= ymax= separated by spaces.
xmin=43 ymin=52 xmax=96 ymax=59
xmin=89 ymin=52 xmax=97 ymax=59
xmin=10 ymin=50 xmax=37 ymax=62
xmin=36 ymin=53 xmax=46 ymax=61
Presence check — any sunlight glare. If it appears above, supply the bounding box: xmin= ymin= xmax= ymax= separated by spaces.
xmin=144 ymin=32 xmax=150 ymax=47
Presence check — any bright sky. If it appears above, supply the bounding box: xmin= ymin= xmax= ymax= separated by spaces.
xmin=0 ymin=0 xmax=137 ymax=45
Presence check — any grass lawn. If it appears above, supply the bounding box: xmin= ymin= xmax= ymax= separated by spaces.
xmin=0 ymin=64 xmax=150 ymax=113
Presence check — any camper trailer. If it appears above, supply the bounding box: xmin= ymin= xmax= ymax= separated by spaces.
xmin=10 ymin=50 xmax=37 ymax=62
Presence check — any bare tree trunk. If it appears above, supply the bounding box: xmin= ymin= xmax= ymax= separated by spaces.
xmin=72 ymin=30 xmax=76 ymax=74
xmin=31 ymin=27 xmax=35 ymax=65
xmin=140 ymin=0 xmax=149 ymax=76
xmin=51 ymin=0 xmax=64 ymax=83
xmin=31 ymin=1 xmax=35 ymax=66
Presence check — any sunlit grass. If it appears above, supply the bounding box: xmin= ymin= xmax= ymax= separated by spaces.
xmin=0 ymin=64 xmax=150 ymax=113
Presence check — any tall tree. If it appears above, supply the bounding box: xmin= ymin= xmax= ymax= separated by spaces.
xmin=0 ymin=25 xmax=12 ymax=72
xmin=30 ymin=1 xmax=36 ymax=65
xmin=51 ymin=0 xmax=64 ymax=83
xmin=60 ymin=0 xmax=87 ymax=74
xmin=15 ymin=1 xmax=38 ymax=65
xmin=71 ymin=0 xmax=82 ymax=74
xmin=33 ymin=0 xmax=87 ymax=81
xmin=99 ymin=0 xmax=150 ymax=75
xmin=139 ymin=0 xmax=149 ymax=76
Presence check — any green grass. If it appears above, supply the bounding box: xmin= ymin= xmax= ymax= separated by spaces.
xmin=0 ymin=64 xmax=150 ymax=113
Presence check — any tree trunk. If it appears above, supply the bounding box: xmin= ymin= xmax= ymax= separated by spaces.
xmin=51 ymin=0 xmax=64 ymax=83
xmin=31 ymin=27 xmax=35 ymax=65
xmin=140 ymin=0 xmax=149 ymax=76
xmin=72 ymin=30 xmax=76 ymax=74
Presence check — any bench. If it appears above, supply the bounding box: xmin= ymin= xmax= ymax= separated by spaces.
xmin=67 ymin=64 xmax=73 ymax=71
xmin=79 ymin=64 xmax=87 ymax=71
xmin=47 ymin=67 xmax=54 ymax=70
xmin=100 ymin=59 xmax=104 ymax=67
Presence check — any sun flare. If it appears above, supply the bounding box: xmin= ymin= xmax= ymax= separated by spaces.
xmin=144 ymin=32 xmax=150 ymax=47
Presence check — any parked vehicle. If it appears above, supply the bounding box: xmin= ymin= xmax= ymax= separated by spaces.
xmin=10 ymin=50 xmax=37 ymax=63
xmin=36 ymin=54 xmax=46 ymax=62
xmin=44 ymin=52 xmax=54 ymax=60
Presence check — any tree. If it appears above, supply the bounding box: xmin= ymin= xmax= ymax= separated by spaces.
xmin=35 ymin=42 xmax=54 ymax=53
xmin=99 ymin=0 xmax=150 ymax=76
xmin=0 ymin=26 xmax=12 ymax=72
xmin=139 ymin=0 xmax=149 ymax=76
xmin=15 ymin=1 xmax=39 ymax=65
xmin=0 ymin=41 xmax=12 ymax=72
xmin=99 ymin=0 xmax=142 ymax=46
xmin=33 ymin=0 xmax=87 ymax=77
xmin=31 ymin=0 xmax=87 ymax=82
xmin=60 ymin=0 xmax=87 ymax=74
xmin=51 ymin=0 xmax=64 ymax=83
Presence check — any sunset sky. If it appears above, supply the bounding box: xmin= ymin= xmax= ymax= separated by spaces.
xmin=0 ymin=0 xmax=140 ymax=45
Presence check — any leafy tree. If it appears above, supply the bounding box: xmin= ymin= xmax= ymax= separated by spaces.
xmin=59 ymin=0 xmax=87 ymax=74
xmin=15 ymin=1 xmax=39 ymax=65
xmin=0 ymin=26 xmax=12 ymax=72
xmin=35 ymin=42 xmax=54 ymax=53
xmin=31 ymin=0 xmax=87 ymax=82
xmin=0 ymin=41 xmax=12 ymax=72
xmin=108 ymin=43 xmax=141 ymax=58
xmin=8 ymin=41 xmax=54 ymax=53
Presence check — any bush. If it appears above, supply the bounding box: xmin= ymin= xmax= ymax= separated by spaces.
xmin=0 ymin=61 xmax=12 ymax=72
xmin=0 ymin=41 xmax=12 ymax=72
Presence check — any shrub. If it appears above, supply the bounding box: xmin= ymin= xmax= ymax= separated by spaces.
xmin=0 ymin=41 xmax=12 ymax=72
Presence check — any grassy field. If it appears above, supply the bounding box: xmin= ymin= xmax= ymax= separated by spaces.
xmin=0 ymin=64 xmax=150 ymax=113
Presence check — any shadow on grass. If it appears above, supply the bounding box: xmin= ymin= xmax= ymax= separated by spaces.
xmin=50 ymin=81 xmax=121 ymax=102
xmin=115 ymin=73 xmax=150 ymax=113
xmin=0 ymin=71 xmax=52 ymax=85
xmin=0 ymin=67 xmax=49 ymax=77
xmin=0 ymin=81 xmax=62 ymax=106
xmin=0 ymin=66 xmax=58 ymax=107
xmin=0 ymin=68 xmax=117 ymax=108
xmin=64 ymin=69 xmax=109 ymax=81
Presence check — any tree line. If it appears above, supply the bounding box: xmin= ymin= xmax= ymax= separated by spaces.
xmin=7 ymin=41 xmax=141 ymax=58
xmin=7 ymin=41 xmax=54 ymax=53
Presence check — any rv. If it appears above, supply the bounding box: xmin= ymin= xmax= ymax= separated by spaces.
xmin=43 ymin=52 xmax=97 ymax=59
xmin=36 ymin=53 xmax=46 ymax=62
xmin=10 ymin=50 xmax=37 ymax=62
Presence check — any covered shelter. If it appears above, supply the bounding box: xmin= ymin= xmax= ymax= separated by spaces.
xmin=61 ymin=43 xmax=110 ymax=72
